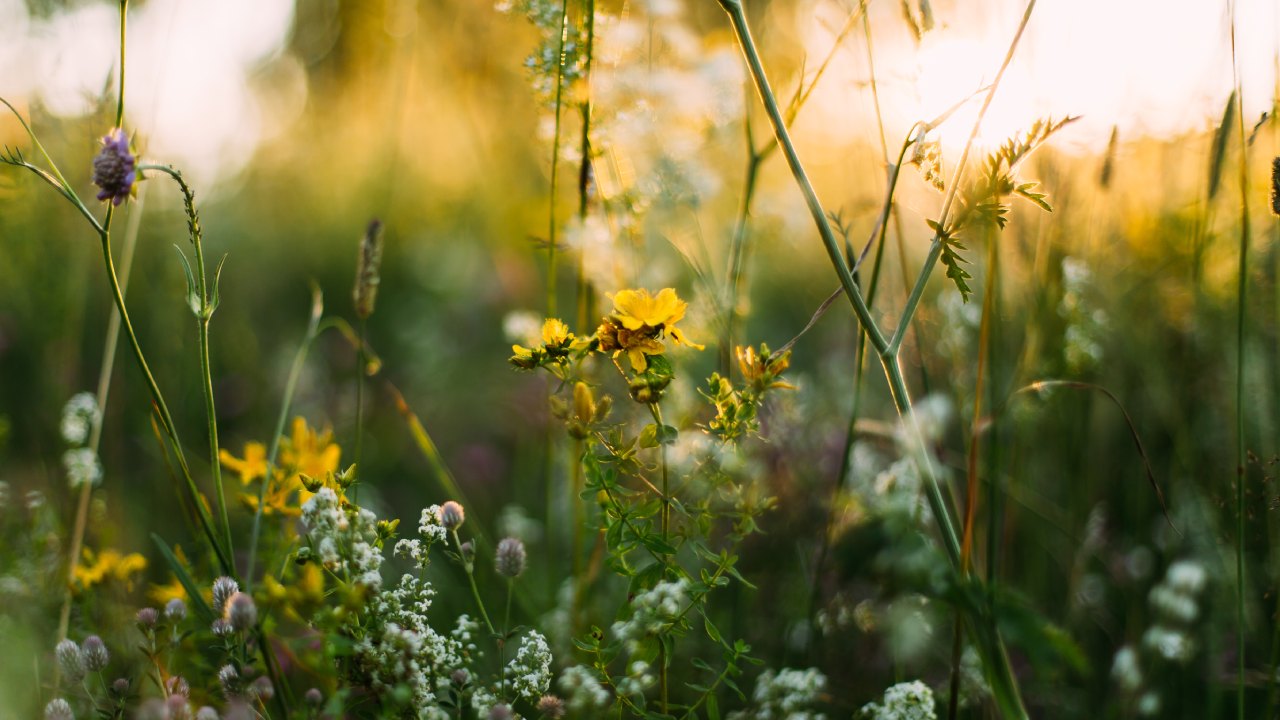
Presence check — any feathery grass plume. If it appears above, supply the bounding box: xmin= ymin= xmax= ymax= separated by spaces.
xmin=1099 ymin=125 xmax=1119 ymax=189
xmin=1208 ymin=90 xmax=1236 ymax=201
xmin=354 ymin=219 xmax=384 ymax=319
xmin=1270 ymin=157 xmax=1279 ymax=216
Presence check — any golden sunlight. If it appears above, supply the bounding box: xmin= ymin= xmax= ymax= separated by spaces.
xmin=805 ymin=0 xmax=1280 ymax=155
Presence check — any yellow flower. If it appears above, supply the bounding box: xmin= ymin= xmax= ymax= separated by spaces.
xmin=541 ymin=318 xmax=573 ymax=345
xmin=601 ymin=288 xmax=704 ymax=371
xmin=219 ymin=442 xmax=268 ymax=485
xmin=74 ymin=548 xmax=147 ymax=592
xmin=280 ymin=417 xmax=341 ymax=483
xmin=149 ymin=575 xmax=188 ymax=606
xmin=227 ymin=418 xmax=342 ymax=517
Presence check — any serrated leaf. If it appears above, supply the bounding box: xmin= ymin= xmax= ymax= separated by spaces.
xmin=1015 ymin=183 xmax=1052 ymax=212
xmin=940 ymin=237 xmax=973 ymax=301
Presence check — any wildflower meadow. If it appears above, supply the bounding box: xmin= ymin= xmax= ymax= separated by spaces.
xmin=3 ymin=0 xmax=1280 ymax=718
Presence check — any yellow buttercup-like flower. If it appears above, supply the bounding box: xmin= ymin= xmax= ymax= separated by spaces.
xmin=600 ymin=288 xmax=703 ymax=371
xmin=541 ymin=318 xmax=573 ymax=345
xmin=74 ymin=547 xmax=147 ymax=592
xmin=219 ymin=441 xmax=268 ymax=485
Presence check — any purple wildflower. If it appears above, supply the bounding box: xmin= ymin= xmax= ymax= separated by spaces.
xmin=91 ymin=129 xmax=136 ymax=206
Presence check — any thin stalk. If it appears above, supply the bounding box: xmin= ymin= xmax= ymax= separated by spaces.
xmin=454 ymin=529 xmax=496 ymax=636
xmin=1229 ymin=2 xmax=1250 ymax=715
xmin=99 ymin=225 xmax=230 ymax=572
xmin=115 ymin=0 xmax=127 ymax=128
xmin=719 ymin=0 xmax=1037 ymax=714
xmin=143 ymin=163 xmax=233 ymax=566
xmin=649 ymin=401 xmax=672 ymax=715
xmin=717 ymin=0 xmax=888 ymax=356
xmin=889 ymin=0 xmax=1039 ymax=354
xmin=246 ymin=286 xmax=325 ymax=587
xmin=354 ymin=316 xmax=367 ymax=501
xmin=545 ymin=0 xmax=573 ymax=317
xmin=56 ymin=179 xmax=146 ymax=663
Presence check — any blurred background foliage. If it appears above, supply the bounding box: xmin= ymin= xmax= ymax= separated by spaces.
xmin=2 ymin=0 xmax=1280 ymax=716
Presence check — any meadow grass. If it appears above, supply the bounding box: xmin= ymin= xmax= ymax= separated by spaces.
xmin=1 ymin=0 xmax=1279 ymax=718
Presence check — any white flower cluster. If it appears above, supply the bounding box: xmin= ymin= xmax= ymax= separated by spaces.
xmin=419 ymin=505 xmax=449 ymax=544
xmin=859 ymin=680 xmax=936 ymax=720
xmin=60 ymin=392 xmax=99 ymax=445
xmin=558 ymin=665 xmax=611 ymax=711
xmin=506 ymin=630 xmax=553 ymax=703
xmin=1142 ymin=559 xmax=1206 ymax=663
xmin=868 ymin=458 xmax=930 ymax=525
xmin=728 ymin=667 xmax=827 ymax=720
xmin=393 ymin=504 xmax=451 ymax=570
xmin=300 ymin=487 xmax=383 ymax=589
xmin=354 ymin=573 xmax=466 ymax=711
xmin=615 ymin=660 xmax=655 ymax=699
xmin=611 ymin=579 xmax=687 ymax=651
xmin=60 ymin=392 xmax=103 ymax=488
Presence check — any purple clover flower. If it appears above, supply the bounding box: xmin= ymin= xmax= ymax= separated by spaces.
xmin=91 ymin=128 xmax=136 ymax=206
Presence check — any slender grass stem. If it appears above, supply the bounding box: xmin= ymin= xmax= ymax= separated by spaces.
xmin=1229 ymin=2 xmax=1251 ymax=714
xmin=648 ymin=401 xmax=672 ymax=714
xmin=142 ymin=163 xmax=234 ymax=567
xmin=454 ymin=528 xmax=497 ymax=636
xmin=246 ymin=285 xmax=325 ymax=587
xmin=545 ymin=0 xmax=573 ymax=317
xmin=719 ymin=0 xmax=1037 ymax=714
xmin=354 ymin=316 xmax=367 ymax=502
xmin=55 ymin=179 xmax=147 ymax=677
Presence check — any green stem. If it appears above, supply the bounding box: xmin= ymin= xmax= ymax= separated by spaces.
xmin=454 ymin=528 xmax=496 ymax=635
xmin=142 ymin=163 xmax=233 ymax=567
xmin=247 ymin=286 xmax=325 ymax=587
xmin=718 ymin=0 xmax=888 ymax=356
xmin=115 ymin=0 xmax=127 ymax=128
xmin=99 ymin=224 xmax=230 ymax=573
xmin=1229 ymin=2 xmax=1250 ymax=714
xmin=648 ymin=401 xmax=671 ymax=714
xmin=545 ymin=0 xmax=573 ymax=317
xmin=354 ymin=315 xmax=367 ymax=502
xmin=719 ymin=0 xmax=1036 ymax=714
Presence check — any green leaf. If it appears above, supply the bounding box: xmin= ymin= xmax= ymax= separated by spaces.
xmin=940 ymin=236 xmax=973 ymax=301
xmin=172 ymin=245 xmax=201 ymax=316
xmin=1014 ymin=182 xmax=1052 ymax=212
xmin=707 ymin=693 xmax=721 ymax=720
xmin=703 ymin=615 xmax=723 ymax=644
xmin=151 ymin=533 xmax=214 ymax=623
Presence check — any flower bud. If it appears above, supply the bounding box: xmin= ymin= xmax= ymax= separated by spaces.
xmin=196 ymin=708 xmax=220 ymax=720
xmin=438 ymin=501 xmax=465 ymax=531
xmin=537 ymin=695 xmax=566 ymax=719
xmin=56 ymin=639 xmax=85 ymax=682
xmin=44 ymin=699 xmax=74 ymax=720
xmin=135 ymin=607 xmax=159 ymax=630
xmin=227 ymin=592 xmax=257 ymax=632
xmin=81 ymin=635 xmax=109 ymax=672
xmin=212 ymin=577 xmax=239 ymax=616
xmin=165 ymin=598 xmax=187 ymax=622
xmin=304 ymin=688 xmax=324 ymax=707
xmin=496 ymin=537 xmax=527 ymax=579
xmin=251 ymin=676 xmax=274 ymax=701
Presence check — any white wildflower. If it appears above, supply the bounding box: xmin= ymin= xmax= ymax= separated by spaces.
xmin=860 ymin=680 xmax=935 ymax=720
xmin=558 ymin=665 xmax=610 ymax=711
xmin=506 ymin=630 xmax=553 ymax=703
xmin=63 ymin=447 xmax=102 ymax=488
xmin=60 ymin=392 xmax=99 ymax=446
